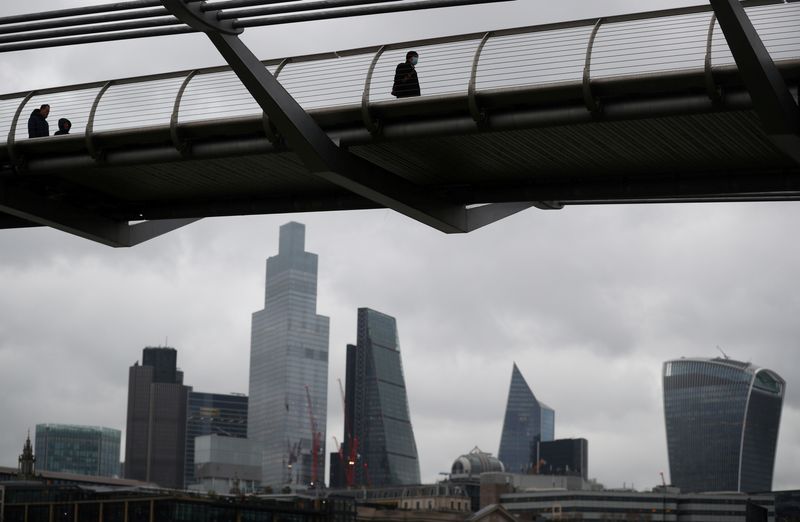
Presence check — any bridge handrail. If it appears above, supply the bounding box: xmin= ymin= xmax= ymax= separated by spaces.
xmin=1 ymin=0 xmax=798 ymax=149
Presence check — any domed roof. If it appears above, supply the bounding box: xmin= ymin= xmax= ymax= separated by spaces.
xmin=451 ymin=447 xmax=504 ymax=477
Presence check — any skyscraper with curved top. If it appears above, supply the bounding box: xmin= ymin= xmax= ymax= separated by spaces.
xmin=663 ymin=357 xmax=785 ymax=493
xmin=498 ymin=363 xmax=555 ymax=474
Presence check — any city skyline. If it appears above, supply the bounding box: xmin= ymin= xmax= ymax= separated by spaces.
xmin=1 ymin=0 xmax=799 ymax=493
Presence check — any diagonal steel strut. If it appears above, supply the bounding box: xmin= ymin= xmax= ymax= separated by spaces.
xmin=161 ymin=0 xmax=550 ymax=233
xmin=709 ymin=0 xmax=800 ymax=164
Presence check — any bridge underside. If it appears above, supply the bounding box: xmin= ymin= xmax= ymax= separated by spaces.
xmin=1 ymin=66 xmax=799 ymax=242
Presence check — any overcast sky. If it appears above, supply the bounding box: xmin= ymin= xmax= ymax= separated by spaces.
xmin=1 ymin=0 xmax=798 ymax=492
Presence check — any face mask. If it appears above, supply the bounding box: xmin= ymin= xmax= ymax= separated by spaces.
xmin=410 ymin=57 xmax=418 ymax=66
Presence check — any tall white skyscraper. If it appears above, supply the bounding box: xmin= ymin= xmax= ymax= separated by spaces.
xmin=248 ymin=222 xmax=329 ymax=487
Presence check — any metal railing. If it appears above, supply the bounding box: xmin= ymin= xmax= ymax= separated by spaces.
xmin=2 ymin=1 xmax=799 ymax=148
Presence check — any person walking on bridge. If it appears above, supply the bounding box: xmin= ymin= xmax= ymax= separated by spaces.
xmin=54 ymin=118 xmax=72 ymax=136
xmin=392 ymin=51 xmax=420 ymax=98
xmin=27 ymin=104 xmax=50 ymax=138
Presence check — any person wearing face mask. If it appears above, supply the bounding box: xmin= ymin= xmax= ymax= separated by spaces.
xmin=392 ymin=51 xmax=421 ymax=98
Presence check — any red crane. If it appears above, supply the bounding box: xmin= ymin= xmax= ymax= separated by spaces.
xmin=305 ymin=385 xmax=322 ymax=486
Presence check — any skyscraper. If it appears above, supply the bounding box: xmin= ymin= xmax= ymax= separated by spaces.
xmin=663 ymin=357 xmax=785 ymax=493
xmin=248 ymin=222 xmax=329 ymax=487
xmin=35 ymin=424 xmax=121 ymax=477
xmin=125 ymin=346 xmax=190 ymax=488
xmin=184 ymin=392 xmax=248 ymax=487
xmin=498 ymin=363 xmax=555 ymax=474
xmin=343 ymin=308 xmax=420 ymax=487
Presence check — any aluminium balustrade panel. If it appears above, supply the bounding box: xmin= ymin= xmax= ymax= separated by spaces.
xmin=368 ymin=39 xmax=481 ymax=101
xmin=11 ymin=87 xmax=101 ymax=142
xmin=92 ymin=76 xmax=186 ymax=133
xmin=710 ymin=3 xmax=800 ymax=67
xmin=475 ymin=26 xmax=592 ymax=91
xmin=178 ymin=65 xmax=279 ymax=124
xmin=0 ymin=97 xmax=25 ymax=146
xmin=591 ymin=11 xmax=713 ymax=79
xmin=277 ymin=53 xmax=374 ymax=110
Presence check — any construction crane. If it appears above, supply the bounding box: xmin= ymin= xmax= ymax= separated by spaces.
xmin=305 ymin=385 xmax=322 ymax=487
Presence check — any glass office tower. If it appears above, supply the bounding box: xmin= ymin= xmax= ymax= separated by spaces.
xmin=498 ymin=363 xmax=555 ymax=473
xmin=35 ymin=424 xmax=120 ymax=477
xmin=663 ymin=357 xmax=785 ymax=493
xmin=343 ymin=308 xmax=420 ymax=487
xmin=248 ymin=222 xmax=329 ymax=487
xmin=184 ymin=392 xmax=248 ymax=487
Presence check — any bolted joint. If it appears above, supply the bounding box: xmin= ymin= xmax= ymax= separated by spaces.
xmin=160 ymin=0 xmax=242 ymax=35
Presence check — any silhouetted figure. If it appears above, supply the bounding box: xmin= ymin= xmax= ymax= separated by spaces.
xmin=392 ymin=51 xmax=420 ymax=98
xmin=54 ymin=118 xmax=72 ymax=136
xmin=27 ymin=104 xmax=50 ymax=138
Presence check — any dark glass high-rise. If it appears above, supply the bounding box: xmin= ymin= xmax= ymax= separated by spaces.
xmin=342 ymin=308 xmax=420 ymax=487
xmin=663 ymin=357 xmax=785 ymax=493
xmin=125 ymin=346 xmax=190 ymax=489
xmin=497 ymin=363 xmax=555 ymax=474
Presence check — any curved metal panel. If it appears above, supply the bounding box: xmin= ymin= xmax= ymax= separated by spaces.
xmin=13 ymin=87 xmax=101 ymax=142
xmin=475 ymin=25 xmax=591 ymax=91
xmin=591 ymin=10 xmax=713 ymax=80
xmin=171 ymin=69 xmax=199 ymax=151
xmin=6 ymin=91 xmax=35 ymax=166
xmin=93 ymin=76 xmax=184 ymax=132
xmin=362 ymin=45 xmax=387 ymax=135
xmin=86 ymin=81 xmax=113 ymax=158
xmin=468 ymin=32 xmax=492 ymax=123
xmin=582 ymin=18 xmax=603 ymax=114
xmin=368 ymin=39 xmax=481 ymax=102
xmin=0 ymin=95 xmax=27 ymax=147
xmin=178 ymin=63 xmax=279 ymax=124
xmin=278 ymin=52 xmax=373 ymax=110
xmin=711 ymin=3 xmax=800 ymax=66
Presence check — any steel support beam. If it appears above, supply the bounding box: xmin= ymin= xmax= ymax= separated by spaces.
xmin=160 ymin=0 xmax=529 ymax=233
xmin=709 ymin=0 xmax=800 ymax=163
xmin=0 ymin=180 xmax=198 ymax=247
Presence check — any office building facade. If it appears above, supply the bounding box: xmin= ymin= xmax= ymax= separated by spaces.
xmin=497 ymin=363 xmax=554 ymax=473
xmin=185 ymin=392 xmax=248 ymax=487
xmin=343 ymin=308 xmax=420 ymax=487
xmin=248 ymin=222 xmax=329 ymax=487
xmin=34 ymin=424 xmax=120 ymax=478
xmin=125 ymin=346 xmax=190 ymax=489
xmin=534 ymin=438 xmax=588 ymax=479
xmin=663 ymin=357 xmax=785 ymax=493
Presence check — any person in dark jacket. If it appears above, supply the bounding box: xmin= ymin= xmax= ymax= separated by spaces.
xmin=54 ymin=118 xmax=72 ymax=136
xmin=392 ymin=51 xmax=420 ymax=98
xmin=27 ymin=104 xmax=50 ymax=138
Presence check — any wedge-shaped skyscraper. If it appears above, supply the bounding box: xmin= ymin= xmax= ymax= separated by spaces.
xmin=343 ymin=308 xmax=420 ymax=487
xmin=663 ymin=357 xmax=784 ymax=493
xmin=248 ymin=222 xmax=329 ymax=487
xmin=498 ymin=363 xmax=554 ymax=473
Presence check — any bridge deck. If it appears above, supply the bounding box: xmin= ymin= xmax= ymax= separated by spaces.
xmin=1 ymin=1 xmax=799 ymax=228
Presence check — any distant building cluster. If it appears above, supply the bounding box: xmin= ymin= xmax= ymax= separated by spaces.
xmin=3 ymin=221 xmax=790 ymax=522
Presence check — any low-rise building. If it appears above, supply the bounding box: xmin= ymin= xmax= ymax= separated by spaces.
xmin=190 ymin=434 xmax=261 ymax=494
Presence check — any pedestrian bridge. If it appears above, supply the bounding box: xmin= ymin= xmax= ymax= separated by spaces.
xmin=1 ymin=0 xmax=799 ymax=245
